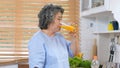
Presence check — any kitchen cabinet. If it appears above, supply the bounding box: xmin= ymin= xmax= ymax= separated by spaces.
xmin=80 ymin=0 xmax=120 ymax=65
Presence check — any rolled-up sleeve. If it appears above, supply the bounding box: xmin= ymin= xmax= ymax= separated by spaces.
xmin=66 ymin=40 xmax=74 ymax=57
xmin=28 ymin=37 xmax=45 ymax=68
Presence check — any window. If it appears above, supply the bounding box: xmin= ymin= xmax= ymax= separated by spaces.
xmin=0 ymin=0 xmax=80 ymax=65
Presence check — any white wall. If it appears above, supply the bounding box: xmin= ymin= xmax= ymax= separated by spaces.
xmin=80 ymin=0 xmax=96 ymax=60
xmin=80 ymin=17 xmax=96 ymax=60
xmin=0 ymin=64 xmax=18 ymax=68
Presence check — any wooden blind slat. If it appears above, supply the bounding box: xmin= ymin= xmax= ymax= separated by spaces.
xmin=0 ymin=54 xmax=28 ymax=56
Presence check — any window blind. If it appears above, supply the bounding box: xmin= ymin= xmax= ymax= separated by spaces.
xmin=0 ymin=0 xmax=80 ymax=65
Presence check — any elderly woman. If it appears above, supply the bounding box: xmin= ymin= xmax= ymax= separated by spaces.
xmin=28 ymin=4 xmax=79 ymax=68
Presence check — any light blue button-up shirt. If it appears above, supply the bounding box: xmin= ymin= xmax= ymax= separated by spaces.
xmin=28 ymin=31 xmax=73 ymax=68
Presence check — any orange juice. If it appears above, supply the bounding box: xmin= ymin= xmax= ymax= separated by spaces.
xmin=61 ymin=25 xmax=75 ymax=32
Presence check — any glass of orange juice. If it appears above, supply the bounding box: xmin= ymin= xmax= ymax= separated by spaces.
xmin=60 ymin=21 xmax=75 ymax=32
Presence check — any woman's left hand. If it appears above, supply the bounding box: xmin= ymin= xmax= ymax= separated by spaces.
xmin=69 ymin=30 xmax=77 ymax=39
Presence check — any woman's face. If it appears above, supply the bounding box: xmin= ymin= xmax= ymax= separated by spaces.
xmin=49 ymin=12 xmax=62 ymax=32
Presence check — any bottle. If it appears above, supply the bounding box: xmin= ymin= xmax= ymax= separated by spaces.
xmin=60 ymin=21 xmax=75 ymax=32
xmin=91 ymin=56 xmax=99 ymax=68
xmin=107 ymin=22 xmax=113 ymax=31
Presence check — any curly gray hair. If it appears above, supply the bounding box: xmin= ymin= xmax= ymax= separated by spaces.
xmin=38 ymin=4 xmax=64 ymax=29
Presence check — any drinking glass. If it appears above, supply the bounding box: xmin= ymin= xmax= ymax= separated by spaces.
xmin=60 ymin=21 xmax=75 ymax=32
